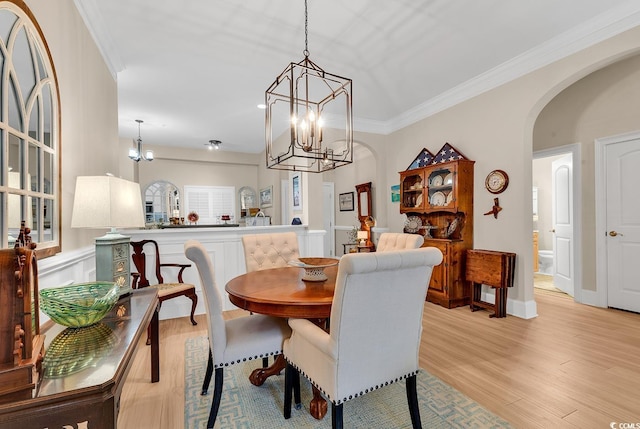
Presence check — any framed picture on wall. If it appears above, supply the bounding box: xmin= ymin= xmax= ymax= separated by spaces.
xmin=391 ymin=184 xmax=400 ymax=203
xmin=292 ymin=173 xmax=302 ymax=211
xmin=339 ymin=192 xmax=354 ymax=211
xmin=259 ymin=186 xmax=273 ymax=208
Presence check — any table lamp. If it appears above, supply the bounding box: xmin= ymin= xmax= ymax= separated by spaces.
xmin=357 ymin=230 xmax=368 ymax=246
xmin=71 ymin=176 xmax=145 ymax=296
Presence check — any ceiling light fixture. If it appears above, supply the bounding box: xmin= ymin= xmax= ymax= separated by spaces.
xmin=206 ymin=140 xmax=221 ymax=150
xmin=265 ymin=0 xmax=353 ymax=173
xmin=128 ymin=119 xmax=154 ymax=162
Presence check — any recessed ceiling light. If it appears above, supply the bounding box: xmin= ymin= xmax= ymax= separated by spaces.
xmin=206 ymin=140 xmax=222 ymax=150
xmin=257 ymin=104 xmax=266 ymax=109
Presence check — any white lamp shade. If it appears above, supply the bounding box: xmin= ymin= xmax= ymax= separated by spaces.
xmin=71 ymin=176 xmax=145 ymax=229
xmin=357 ymin=231 xmax=368 ymax=240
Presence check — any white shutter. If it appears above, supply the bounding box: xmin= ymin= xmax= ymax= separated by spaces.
xmin=184 ymin=186 xmax=236 ymax=224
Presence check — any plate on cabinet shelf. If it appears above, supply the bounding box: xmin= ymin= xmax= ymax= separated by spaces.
xmin=430 ymin=191 xmax=446 ymax=206
xmin=430 ymin=175 xmax=443 ymax=187
xmin=415 ymin=194 xmax=423 ymax=207
xmin=444 ymin=173 xmax=453 ymax=185
xmin=404 ymin=216 xmax=422 ymax=233
xmin=446 ymin=192 xmax=453 ymax=204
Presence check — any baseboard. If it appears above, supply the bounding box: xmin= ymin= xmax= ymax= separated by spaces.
xmin=482 ymin=289 xmax=538 ymax=319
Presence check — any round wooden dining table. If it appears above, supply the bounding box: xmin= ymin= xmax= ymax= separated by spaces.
xmin=225 ymin=264 xmax=339 ymax=420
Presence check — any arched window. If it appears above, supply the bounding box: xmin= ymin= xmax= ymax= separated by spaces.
xmin=0 ymin=1 xmax=60 ymax=256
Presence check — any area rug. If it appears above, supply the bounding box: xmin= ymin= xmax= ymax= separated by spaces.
xmin=185 ymin=336 xmax=512 ymax=429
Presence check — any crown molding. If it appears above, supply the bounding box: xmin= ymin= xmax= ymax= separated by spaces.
xmin=73 ymin=0 xmax=123 ymax=80
xmin=386 ymin=1 xmax=640 ymax=134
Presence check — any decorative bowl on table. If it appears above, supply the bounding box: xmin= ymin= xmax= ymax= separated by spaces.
xmin=289 ymin=257 xmax=339 ymax=282
xmin=39 ymin=282 xmax=120 ymax=328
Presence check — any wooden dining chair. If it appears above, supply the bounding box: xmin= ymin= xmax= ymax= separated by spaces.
xmin=283 ymin=247 xmax=443 ymax=429
xmin=130 ymin=239 xmax=198 ymax=344
xmin=376 ymin=232 xmax=424 ymax=252
xmin=184 ymin=239 xmax=291 ymax=429
xmin=241 ymin=231 xmax=300 ymax=367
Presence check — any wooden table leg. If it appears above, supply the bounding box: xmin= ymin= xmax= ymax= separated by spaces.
xmin=249 ymin=354 xmax=286 ymax=386
xmin=310 ymin=386 xmax=328 ymax=420
xmin=150 ymin=304 xmax=160 ymax=382
xmin=247 ymin=355 xmax=327 ymax=419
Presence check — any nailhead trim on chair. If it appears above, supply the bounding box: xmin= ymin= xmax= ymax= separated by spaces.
xmin=285 ymin=358 xmax=419 ymax=405
xmin=214 ymin=350 xmax=283 ymax=369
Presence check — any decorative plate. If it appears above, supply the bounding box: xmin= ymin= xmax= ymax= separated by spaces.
xmin=430 ymin=191 xmax=446 ymax=206
xmin=431 ymin=175 xmax=443 ymax=187
xmin=445 ymin=217 xmax=459 ymax=238
xmin=415 ymin=194 xmax=423 ymax=207
xmin=404 ymin=215 xmax=422 ymax=233
xmin=444 ymin=173 xmax=453 ymax=185
xmin=446 ymin=192 xmax=453 ymax=204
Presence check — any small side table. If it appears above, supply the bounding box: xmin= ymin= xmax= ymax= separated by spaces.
xmin=342 ymin=243 xmax=358 ymax=254
xmin=465 ymin=249 xmax=516 ymax=318
xmin=357 ymin=244 xmax=375 ymax=253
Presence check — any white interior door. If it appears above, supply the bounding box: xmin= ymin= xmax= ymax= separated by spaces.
xmin=552 ymin=154 xmax=574 ymax=296
xmin=606 ymin=139 xmax=640 ymax=313
xmin=322 ymin=182 xmax=335 ymax=257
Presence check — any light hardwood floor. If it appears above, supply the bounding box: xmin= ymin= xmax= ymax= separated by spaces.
xmin=118 ymin=291 xmax=640 ymax=428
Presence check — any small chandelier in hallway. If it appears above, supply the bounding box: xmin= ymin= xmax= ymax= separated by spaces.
xmin=128 ymin=119 xmax=154 ymax=162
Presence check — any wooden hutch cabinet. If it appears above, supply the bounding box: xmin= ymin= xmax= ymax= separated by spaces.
xmin=399 ymin=159 xmax=474 ymax=308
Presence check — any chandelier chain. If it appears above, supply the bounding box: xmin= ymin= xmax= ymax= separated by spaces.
xmin=303 ymin=0 xmax=309 ymax=57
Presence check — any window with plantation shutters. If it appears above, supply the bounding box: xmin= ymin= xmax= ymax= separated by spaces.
xmin=184 ymin=186 xmax=236 ymax=224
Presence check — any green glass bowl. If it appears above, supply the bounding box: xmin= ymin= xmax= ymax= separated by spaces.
xmin=39 ymin=282 xmax=120 ymax=328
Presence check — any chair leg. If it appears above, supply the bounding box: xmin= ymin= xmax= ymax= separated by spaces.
xmin=292 ymin=366 xmax=301 ymax=409
xmin=201 ymin=348 xmax=214 ymax=395
xmin=284 ymin=363 xmax=294 ymax=419
xmin=284 ymin=363 xmax=302 ymax=418
xmin=188 ymin=291 xmax=198 ymax=326
xmin=331 ymin=403 xmax=343 ymax=429
xmin=406 ymin=374 xmax=422 ymax=429
xmin=206 ymin=367 xmax=224 ymax=429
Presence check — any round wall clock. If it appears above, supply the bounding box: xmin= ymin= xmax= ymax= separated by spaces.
xmin=485 ymin=169 xmax=509 ymax=194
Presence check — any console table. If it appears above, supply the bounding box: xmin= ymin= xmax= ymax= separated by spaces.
xmin=0 ymin=288 xmax=159 ymax=429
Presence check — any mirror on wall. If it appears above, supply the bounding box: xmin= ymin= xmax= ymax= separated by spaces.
xmin=239 ymin=186 xmax=257 ymax=210
xmin=356 ymin=182 xmax=372 ymax=221
xmin=144 ymin=181 xmax=180 ymax=224
xmin=238 ymin=186 xmax=259 ymax=219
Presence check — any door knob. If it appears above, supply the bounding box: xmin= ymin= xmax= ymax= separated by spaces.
xmin=609 ymin=230 xmax=623 ymax=237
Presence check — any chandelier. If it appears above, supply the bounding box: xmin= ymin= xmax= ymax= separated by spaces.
xmin=265 ymin=0 xmax=353 ymax=173
xmin=128 ymin=119 xmax=154 ymax=162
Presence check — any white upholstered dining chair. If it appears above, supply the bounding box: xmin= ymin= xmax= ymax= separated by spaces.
xmin=283 ymin=247 xmax=443 ymax=429
xmin=241 ymin=231 xmax=300 ymax=366
xmin=376 ymin=232 xmax=424 ymax=252
xmin=184 ymin=240 xmax=291 ymax=429
xmin=241 ymin=231 xmax=301 ymax=272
